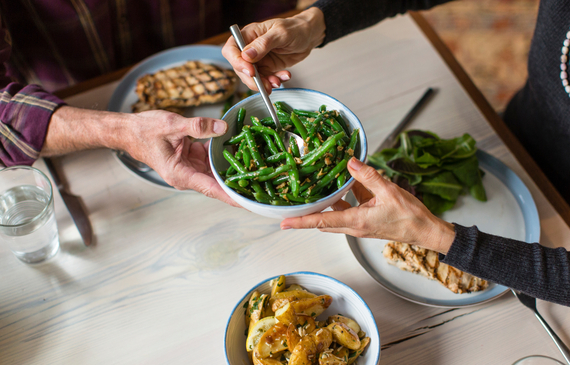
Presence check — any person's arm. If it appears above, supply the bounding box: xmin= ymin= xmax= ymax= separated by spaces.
xmin=0 ymin=15 xmax=67 ymax=166
xmin=222 ymin=0 xmax=452 ymax=93
xmin=442 ymin=224 xmax=570 ymax=306
xmin=41 ymin=105 xmax=238 ymax=206
xmin=312 ymin=0 xmax=452 ymax=47
xmin=281 ymin=158 xmax=570 ymax=306
xmin=0 ymin=14 xmax=237 ymax=206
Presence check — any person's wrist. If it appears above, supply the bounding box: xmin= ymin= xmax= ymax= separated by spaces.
xmin=420 ymin=217 xmax=455 ymax=254
xmin=294 ymin=7 xmax=326 ymax=49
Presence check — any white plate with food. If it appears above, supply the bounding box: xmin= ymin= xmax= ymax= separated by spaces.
xmin=346 ymin=150 xmax=540 ymax=307
xmin=107 ymin=45 xmax=249 ymax=191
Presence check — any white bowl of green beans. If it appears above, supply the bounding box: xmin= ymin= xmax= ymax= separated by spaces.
xmin=209 ymin=88 xmax=367 ymax=219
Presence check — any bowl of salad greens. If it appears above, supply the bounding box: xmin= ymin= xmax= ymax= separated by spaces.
xmin=209 ymin=88 xmax=367 ymax=219
xmin=368 ymin=129 xmax=487 ymax=215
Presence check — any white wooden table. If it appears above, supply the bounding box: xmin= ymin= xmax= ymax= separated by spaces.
xmin=1 ymin=13 xmax=569 ymax=365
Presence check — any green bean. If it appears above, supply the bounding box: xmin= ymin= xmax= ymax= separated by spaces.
xmin=226 ymin=166 xmax=236 ymax=176
xmin=253 ymin=192 xmax=272 ymax=204
xmin=289 ymin=137 xmax=301 ymax=158
xmin=270 ymin=199 xmax=293 ymax=206
xmin=225 ymin=167 xmax=275 ymax=182
xmin=258 ymin=164 xmax=292 ymax=182
xmin=275 ymin=101 xmax=293 ymax=114
xmin=305 ymin=195 xmax=325 ymax=203
xmin=225 ymin=180 xmax=252 ymax=196
xmin=334 ymin=112 xmax=349 ymax=135
xmin=325 ymin=118 xmax=345 ymax=134
xmin=336 ymin=170 xmax=348 ymax=188
xmin=318 ymin=125 xmax=335 ymax=138
xmin=345 ymin=128 xmax=360 ymax=159
xmin=299 ymin=161 xmax=325 ymax=176
xmin=238 ymin=179 xmax=249 ymax=188
xmin=284 ymin=152 xmax=300 ymax=197
xmin=252 ymin=117 xmax=279 ymax=155
xmin=266 ymin=152 xmax=286 ymax=164
xmin=276 ymin=110 xmax=292 ymax=124
xmin=279 ymin=193 xmax=306 ymax=203
xmin=236 ymin=107 xmax=246 ymax=132
xmin=319 ymin=105 xmax=327 ymax=113
xmin=223 ymin=149 xmax=247 ymax=174
xmin=311 ymin=159 xmax=348 ymax=195
xmin=243 ymin=128 xmax=265 ymax=168
xmin=264 ymin=181 xmax=277 ymax=198
xmin=300 ymin=132 xmax=346 ymax=167
xmin=290 ymin=113 xmax=308 ymax=141
xmin=293 ymin=109 xmax=319 ymax=118
xmin=242 ymin=146 xmax=252 ymax=171
xmin=224 ymin=130 xmax=246 ymax=145
xmin=259 ymin=116 xmax=276 ymax=129
xmin=271 ymin=174 xmax=290 ymax=186
xmin=305 ymin=114 xmax=324 ymax=146
xmin=250 ymin=126 xmax=286 ymax=152
xmin=299 ymin=175 xmax=318 ymax=193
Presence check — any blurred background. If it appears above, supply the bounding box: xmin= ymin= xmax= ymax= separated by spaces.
xmin=297 ymin=0 xmax=540 ymax=113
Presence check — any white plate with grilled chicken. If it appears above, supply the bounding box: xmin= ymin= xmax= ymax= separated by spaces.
xmin=346 ymin=150 xmax=540 ymax=307
xmin=107 ymin=45 xmax=246 ymax=191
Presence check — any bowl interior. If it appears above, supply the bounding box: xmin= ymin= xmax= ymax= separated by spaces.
xmin=224 ymin=272 xmax=380 ymax=365
xmin=209 ymin=88 xmax=368 ymax=218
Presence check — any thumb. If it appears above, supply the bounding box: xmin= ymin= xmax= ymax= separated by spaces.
xmin=242 ymin=29 xmax=281 ymax=63
xmin=347 ymin=157 xmax=387 ymax=196
xmin=185 ymin=117 xmax=228 ymax=139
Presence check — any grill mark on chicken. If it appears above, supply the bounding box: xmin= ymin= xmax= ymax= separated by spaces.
xmin=132 ymin=60 xmax=237 ymax=111
xmin=383 ymin=241 xmax=488 ymax=294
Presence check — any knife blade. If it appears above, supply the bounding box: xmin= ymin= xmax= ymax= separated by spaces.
xmin=371 ymin=87 xmax=435 ymax=155
xmin=44 ymin=157 xmax=93 ymax=246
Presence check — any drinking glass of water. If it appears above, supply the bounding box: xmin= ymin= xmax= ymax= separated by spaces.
xmin=0 ymin=166 xmax=59 ymax=263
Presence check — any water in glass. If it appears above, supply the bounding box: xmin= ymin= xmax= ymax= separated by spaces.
xmin=0 ymin=185 xmax=59 ymax=263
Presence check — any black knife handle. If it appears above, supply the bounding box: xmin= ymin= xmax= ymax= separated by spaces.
xmin=43 ymin=157 xmax=64 ymax=190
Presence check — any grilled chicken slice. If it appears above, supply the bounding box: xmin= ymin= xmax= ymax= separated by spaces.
xmin=383 ymin=241 xmax=488 ymax=294
xmin=134 ymin=60 xmax=237 ymax=109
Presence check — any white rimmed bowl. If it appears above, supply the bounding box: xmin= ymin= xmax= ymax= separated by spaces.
xmin=209 ymin=88 xmax=368 ymax=219
xmin=224 ymin=271 xmax=381 ymax=365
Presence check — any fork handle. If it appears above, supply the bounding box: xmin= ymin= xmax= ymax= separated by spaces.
xmin=229 ymin=25 xmax=282 ymax=131
xmin=535 ymin=312 xmax=570 ymax=364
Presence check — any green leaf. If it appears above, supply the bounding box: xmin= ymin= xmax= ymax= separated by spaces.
xmin=469 ymin=181 xmax=487 ymax=201
xmin=414 ymin=152 xmax=440 ymax=168
xmin=367 ymin=149 xmax=399 ymax=177
xmin=416 ymin=172 xmax=463 ymax=201
xmin=388 ymin=157 xmax=441 ymax=176
xmin=422 ymin=193 xmax=456 ymax=215
xmin=445 ymin=155 xmax=481 ymax=187
xmin=399 ymin=133 xmax=413 ymax=157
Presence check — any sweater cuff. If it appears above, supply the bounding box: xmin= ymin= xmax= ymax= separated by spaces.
xmin=438 ymin=223 xmax=478 ymax=265
xmin=0 ymin=83 xmax=66 ymax=166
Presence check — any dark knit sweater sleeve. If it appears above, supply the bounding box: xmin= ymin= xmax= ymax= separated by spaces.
xmin=440 ymin=224 xmax=570 ymax=306
xmin=310 ymin=0 xmax=452 ymax=46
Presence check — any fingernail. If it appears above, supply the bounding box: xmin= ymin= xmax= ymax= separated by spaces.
xmin=244 ymin=48 xmax=258 ymax=60
xmin=271 ymin=82 xmax=279 ymax=88
xmin=242 ymin=68 xmax=251 ymax=77
xmin=281 ymin=225 xmax=291 ymax=230
xmin=214 ymin=121 xmax=227 ymax=134
xmin=279 ymin=74 xmax=290 ymax=81
xmin=348 ymin=157 xmax=363 ymax=171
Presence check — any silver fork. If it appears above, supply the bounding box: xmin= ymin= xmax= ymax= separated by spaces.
xmin=512 ymin=289 xmax=570 ymax=364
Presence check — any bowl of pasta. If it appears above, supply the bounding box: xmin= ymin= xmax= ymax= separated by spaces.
xmin=224 ymin=272 xmax=380 ymax=365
